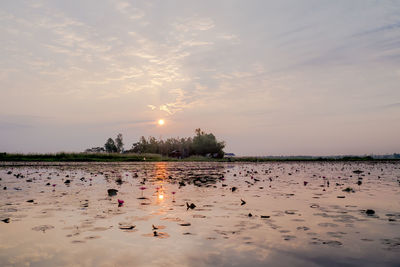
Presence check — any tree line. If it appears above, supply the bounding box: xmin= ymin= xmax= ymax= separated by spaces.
xmin=85 ymin=133 xmax=123 ymax=154
xmin=85 ymin=129 xmax=225 ymax=158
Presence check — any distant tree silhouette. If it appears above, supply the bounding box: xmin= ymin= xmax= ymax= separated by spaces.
xmin=85 ymin=147 xmax=105 ymax=153
xmin=104 ymin=138 xmax=118 ymax=153
xmin=128 ymin=129 xmax=224 ymax=158
xmin=191 ymin=128 xmax=225 ymax=158
xmin=115 ymin=133 xmax=124 ymax=153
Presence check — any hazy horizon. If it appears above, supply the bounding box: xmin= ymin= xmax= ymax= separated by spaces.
xmin=1 ymin=0 xmax=400 ymax=156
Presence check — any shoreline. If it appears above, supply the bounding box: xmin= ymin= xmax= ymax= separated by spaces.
xmin=1 ymin=153 xmax=399 ymax=164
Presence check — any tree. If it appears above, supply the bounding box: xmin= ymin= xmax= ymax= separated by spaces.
xmin=115 ymin=133 xmax=124 ymax=153
xmin=84 ymin=147 xmax=105 ymax=153
xmin=104 ymin=138 xmax=117 ymax=153
xmin=128 ymin=129 xmax=225 ymax=158
xmin=130 ymin=136 xmax=148 ymax=153
xmin=192 ymin=128 xmax=225 ymax=158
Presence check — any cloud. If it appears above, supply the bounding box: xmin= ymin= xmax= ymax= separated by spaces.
xmin=218 ymin=34 xmax=240 ymax=44
xmin=181 ymin=40 xmax=213 ymax=47
xmin=0 ymin=121 xmax=32 ymax=130
xmin=115 ymin=1 xmax=145 ymax=20
xmin=148 ymin=88 xmax=202 ymax=115
xmin=355 ymin=22 xmax=400 ymax=37
xmin=2 ymin=3 xmax=240 ymax=107
xmin=380 ymin=102 xmax=400 ymax=109
xmin=2 ymin=1 xmax=400 ymax=154
xmin=159 ymin=105 xmax=172 ymax=114
xmin=174 ymin=17 xmax=215 ymax=32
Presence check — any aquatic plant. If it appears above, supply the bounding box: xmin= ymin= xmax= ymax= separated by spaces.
xmin=139 ymin=186 xmax=147 ymax=198
xmin=342 ymin=187 xmax=355 ymax=193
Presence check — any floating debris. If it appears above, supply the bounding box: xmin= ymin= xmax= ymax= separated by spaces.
xmin=323 ymin=240 xmax=343 ymax=247
xmin=32 ymin=225 xmax=55 ymax=233
xmin=147 ymin=231 xmax=169 ymax=238
xmin=343 ymin=187 xmax=355 ymax=193
xmin=186 ymin=202 xmax=196 ymax=210
xmin=297 ymin=226 xmax=310 ymax=231
xmin=365 ymin=209 xmax=375 ymax=215
xmin=285 ymin=210 xmax=296 ymax=215
xmin=107 ymin=189 xmax=118 ymax=197
xmin=119 ymin=225 xmax=136 ymax=230
xmin=283 ymin=235 xmax=296 ymax=241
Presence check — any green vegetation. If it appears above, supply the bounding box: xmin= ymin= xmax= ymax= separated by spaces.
xmin=221 ymin=156 xmax=397 ymax=162
xmin=128 ymin=128 xmax=225 ymax=158
xmin=343 ymin=187 xmax=355 ymax=193
xmin=85 ymin=133 xmax=124 ymax=153
xmin=104 ymin=138 xmax=118 ymax=153
xmin=0 ymin=153 xmax=398 ymax=163
xmin=0 ymin=152 xmax=165 ymax=162
xmin=84 ymin=129 xmax=225 ymax=158
xmin=1 ymin=128 xmax=399 ymax=162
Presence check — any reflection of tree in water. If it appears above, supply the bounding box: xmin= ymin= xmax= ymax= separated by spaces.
xmin=133 ymin=162 xmax=226 ymax=189
xmin=159 ymin=163 xmax=226 ymax=188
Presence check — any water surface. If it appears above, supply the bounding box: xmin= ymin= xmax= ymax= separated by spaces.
xmin=0 ymin=162 xmax=399 ymax=266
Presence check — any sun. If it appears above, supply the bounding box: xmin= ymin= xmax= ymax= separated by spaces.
xmin=158 ymin=119 xmax=165 ymax=126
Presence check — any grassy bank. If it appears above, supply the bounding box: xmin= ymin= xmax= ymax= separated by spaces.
xmin=0 ymin=152 xmax=399 ymax=163
xmin=0 ymin=152 xmax=166 ymax=162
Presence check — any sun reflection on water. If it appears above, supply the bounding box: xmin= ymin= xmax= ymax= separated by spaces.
xmin=154 ymin=162 xmax=168 ymax=204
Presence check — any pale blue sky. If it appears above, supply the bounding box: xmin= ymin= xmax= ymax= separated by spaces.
xmin=1 ymin=0 xmax=399 ymax=155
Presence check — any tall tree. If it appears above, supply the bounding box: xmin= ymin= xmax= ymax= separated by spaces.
xmin=104 ymin=138 xmax=117 ymax=153
xmin=115 ymin=133 xmax=124 ymax=153
xmin=192 ymin=129 xmax=225 ymax=158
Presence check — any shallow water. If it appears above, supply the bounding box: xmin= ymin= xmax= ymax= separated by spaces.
xmin=0 ymin=162 xmax=399 ymax=267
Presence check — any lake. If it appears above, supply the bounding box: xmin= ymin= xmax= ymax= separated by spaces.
xmin=1 ymin=162 xmax=399 ymax=266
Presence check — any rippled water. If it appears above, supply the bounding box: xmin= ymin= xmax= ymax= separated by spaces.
xmin=0 ymin=162 xmax=399 ymax=266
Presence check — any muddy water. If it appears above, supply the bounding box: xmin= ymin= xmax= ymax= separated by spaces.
xmin=0 ymin=162 xmax=399 ymax=267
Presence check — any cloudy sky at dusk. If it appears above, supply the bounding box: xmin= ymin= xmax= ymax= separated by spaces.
xmin=1 ymin=0 xmax=400 ymax=156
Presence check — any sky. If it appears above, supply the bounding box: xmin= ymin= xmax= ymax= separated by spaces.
xmin=1 ymin=0 xmax=400 ymax=156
